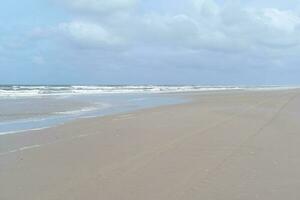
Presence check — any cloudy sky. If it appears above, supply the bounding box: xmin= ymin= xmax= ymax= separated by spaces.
xmin=1 ymin=0 xmax=300 ymax=85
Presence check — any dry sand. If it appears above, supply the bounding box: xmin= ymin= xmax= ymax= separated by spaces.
xmin=1 ymin=89 xmax=300 ymax=200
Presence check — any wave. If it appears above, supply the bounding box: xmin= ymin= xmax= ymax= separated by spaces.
xmin=0 ymin=85 xmax=296 ymax=98
xmin=54 ymin=104 xmax=110 ymax=115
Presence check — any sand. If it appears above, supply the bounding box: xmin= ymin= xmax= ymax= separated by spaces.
xmin=1 ymin=89 xmax=300 ymax=200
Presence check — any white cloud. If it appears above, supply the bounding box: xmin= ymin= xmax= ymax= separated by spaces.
xmin=262 ymin=8 xmax=300 ymax=32
xmin=41 ymin=0 xmax=300 ymax=53
xmin=57 ymin=21 xmax=124 ymax=48
xmin=140 ymin=14 xmax=199 ymax=44
xmin=35 ymin=0 xmax=300 ymax=68
xmin=192 ymin=0 xmax=219 ymax=17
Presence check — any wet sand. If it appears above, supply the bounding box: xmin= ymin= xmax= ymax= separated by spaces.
xmin=1 ymin=89 xmax=300 ymax=200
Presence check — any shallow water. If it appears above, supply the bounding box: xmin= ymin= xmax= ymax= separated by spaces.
xmin=0 ymin=93 xmax=185 ymax=135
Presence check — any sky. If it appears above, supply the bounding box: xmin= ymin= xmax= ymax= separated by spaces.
xmin=1 ymin=0 xmax=300 ymax=85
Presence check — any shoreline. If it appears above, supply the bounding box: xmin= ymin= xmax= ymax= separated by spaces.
xmin=0 ymin=89 xmax=297 ymax=155
xmin=0 ymin=92 xmax=187 ymax=136
xmin=0 ymin=89 xmax=246 ymax=136
xmin=1 ymin=89 xmax=300 ymax=200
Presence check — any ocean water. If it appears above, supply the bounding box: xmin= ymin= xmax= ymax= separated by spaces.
xmin=0 ymin=85 xmax=294 ymax=135
xmin=0 ymin=85 xmax=245 ymax=97
xmin=0 ymin=92 xmax=186 ymax=135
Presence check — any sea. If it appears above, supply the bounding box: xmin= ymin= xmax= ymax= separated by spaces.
xmin=0 ymin=85 xmax=294 ymax=135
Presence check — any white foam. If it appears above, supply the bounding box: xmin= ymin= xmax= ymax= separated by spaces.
xmin=0 ymin=85 xmax=298 ymax=98
xmin=54 ymin=107 xmax=99 ymax=115
xmin=0 ymin=85 xmax=239 ymax=98
xmin=0 ymin=126 xmax=51 ymax=136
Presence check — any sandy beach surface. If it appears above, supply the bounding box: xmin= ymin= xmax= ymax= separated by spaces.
xmin=1 ymin=89 xmax=300 ymax=200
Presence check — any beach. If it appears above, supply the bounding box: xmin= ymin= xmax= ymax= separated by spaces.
xmin=1 ymin=89 xmax=300 ymax=200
